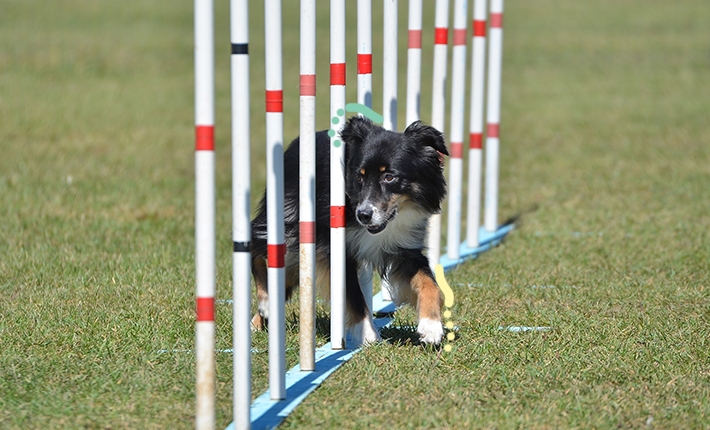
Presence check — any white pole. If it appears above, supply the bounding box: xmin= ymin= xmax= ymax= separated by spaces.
xmin=357 ymin=0 xmax=373 ymax=109
xmin=445 ymin=0 xmax=468 ymax=261
xmin=357 ymin=0 xmax=373 ymax=312
xmin=406 ymin=0 xmax=423 ymax=127
xmin=194 ymin=0 xmax=215 ymax=428
xmin=484 ymin=0 xmax=503 ymax=232
xmin=382 ymin=0 xmax=398 ymax=132
xmin=265 ymin=0 xmax=286 ymax=400
xmin=427 ymin=0 xmax=449 ymax=270
xmin=230 ymin=0 xmax=250 ymax=427
xmin=379 ymin=0 xmax=398 ymax=302
xmin=330 ymin=0 xmax=347 ymax=350
xmin=466 ymin=0 xmax=486 ymax=248
xmin=299 ymin=0 xmax=317 ymax=372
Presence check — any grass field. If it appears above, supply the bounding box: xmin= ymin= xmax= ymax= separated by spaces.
xmin=2 ymin=0 xmax=710 ymax=428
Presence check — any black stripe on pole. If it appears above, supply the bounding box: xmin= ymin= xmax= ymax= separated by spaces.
xmin=233 ymin=241 xmax=251 ymax=253
xmin=231 ymin=43 xmax=248 ymax=55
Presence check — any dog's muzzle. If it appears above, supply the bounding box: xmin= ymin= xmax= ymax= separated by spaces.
xmin=356 ymin=206 xmax=397 ymax=234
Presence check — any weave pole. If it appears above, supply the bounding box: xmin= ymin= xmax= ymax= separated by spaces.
xmin=299 ymin=0 xmax=317 ymax=372
xmin=484 ymin=0 xmax=504 ymax=232
xmin=357 ymin=0 xmax=373 ymax=109
xmin=330 ymin=0 xmax=347 ymax=350
xmin=356 ymin=0 xmax=374 ymax=311
xmin=406 ymin=0 xmax=423 ymax=127
xmin=378 ymin=0 xmax=398 ymax=303
xmin=221 ymin=3 xmax=516 ymax=427
xmin=194 ymin=0 xmax=216 ymax=428
xmin=465 ymin=0 xmax=487 ymax=248
xmin=445 ymin=0 xmax=468 ymax=262
xmin=230 ymin=0 xmax=251 ymax=427
xmin=426 ymin=0 xmax=450 ymax=270
xmin=265 ymin=0 xmax=286 ymax=400
xmin=382 ymin=0 xmax=398 ymax=131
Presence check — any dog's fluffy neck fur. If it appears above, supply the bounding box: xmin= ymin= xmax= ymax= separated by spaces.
xmin=347 ymin=202 xmax=430 ymax=273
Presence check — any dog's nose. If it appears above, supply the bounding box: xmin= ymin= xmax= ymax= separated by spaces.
xmin=356 ymin=208 xmax=373 ymax=225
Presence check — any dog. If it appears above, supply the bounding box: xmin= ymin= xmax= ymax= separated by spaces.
xmin=250 ymin=117 xmax=449 ymax=345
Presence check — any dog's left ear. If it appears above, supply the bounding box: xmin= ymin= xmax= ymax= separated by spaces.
xmin=403 ymin=121 xmax=449 ymax=156
xmin=340 ymin=116 xmax=377 ymax=148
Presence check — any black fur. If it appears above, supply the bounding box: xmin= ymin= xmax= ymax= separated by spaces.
xmin=251 ymin=117 xmax=449 ymax=344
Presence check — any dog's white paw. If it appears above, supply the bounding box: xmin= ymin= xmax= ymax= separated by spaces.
xmin=351 ymin=317 xmax=382 ymax=346
xmin=258 ymin=298 xmax=269 ymax=321
xmin=250 ymin=313 xmax=264 ymax=331
xmin=417 ymin=317 xmax=443 ymax=345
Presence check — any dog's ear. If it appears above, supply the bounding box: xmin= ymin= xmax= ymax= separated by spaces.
xmin=340 ymin=116 xmax=376 ymax=147
xmin=403 ymin=121 xmax=449 ymax=156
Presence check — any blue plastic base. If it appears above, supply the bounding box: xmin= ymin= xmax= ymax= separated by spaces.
xmin=228 ymin=224 xmax=513 ymax=430
xmin=229 ymin=313 xmax=393 ymax=430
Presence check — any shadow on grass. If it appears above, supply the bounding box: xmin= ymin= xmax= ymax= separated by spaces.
xmin=501 ymin=203 xmax=539 ymax=229
xmin=380 ymin=323 xmax=461 ymax=347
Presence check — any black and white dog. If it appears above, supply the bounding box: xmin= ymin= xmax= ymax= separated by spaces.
xmin=250 ymin=117 xmax=449 ymax=345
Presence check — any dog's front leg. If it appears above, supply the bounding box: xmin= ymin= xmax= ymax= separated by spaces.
xmin=345 ymin=257 xmax=381 ymax=345
xmin=390 ymin=253 xmax=444 ymax=344
xmin=412 ymin=270 xmax=444 ymax=345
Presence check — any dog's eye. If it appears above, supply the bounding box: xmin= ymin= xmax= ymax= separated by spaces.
xmin=383 ymin=173 xmax=396 ymax=183
xmin=356 ymin=173 xmax=363 ymax=182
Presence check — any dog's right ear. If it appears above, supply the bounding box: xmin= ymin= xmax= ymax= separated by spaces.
xmin=340 ymin=116 xmax=376 ymax=148
xmin=403 ymin=120 xmax=449 ymax=156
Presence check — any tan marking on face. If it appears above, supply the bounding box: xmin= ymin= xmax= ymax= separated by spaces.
xmin=360 ymin=168 xmax=366 ymax=176
xmin=386 ymin=193 xmax=403 ymax=212
xmin=379 ymin=166 xmax=386 ymax=172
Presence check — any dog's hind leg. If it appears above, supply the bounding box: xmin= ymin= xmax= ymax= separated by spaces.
xmin=345 ymin=257 xmax=381 ymax=345
xmin=250 ymin=252 xmax=268 ymax=331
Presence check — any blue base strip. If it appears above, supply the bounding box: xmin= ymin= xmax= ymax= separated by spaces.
xmin=440 ymin=224 xmax=514 ymax=272
xmin=241 ymin=345 xmax=357 ymax=430
xmin=227 ymin=314 xmax=393 ymax=430
xmin=372 ymin=291 xmax=397 ymax=314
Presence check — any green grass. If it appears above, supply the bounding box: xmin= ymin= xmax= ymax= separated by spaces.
xmin=1 ymin=0 xmax=709 ymax=428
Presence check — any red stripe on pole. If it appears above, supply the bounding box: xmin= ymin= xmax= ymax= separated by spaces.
xmin=453 ymin=29 xmax=467 ymax=46
xmin=299 ymin=74 xmax=316 ymax=96
xmin=357 ymin=54 xmax=372 ymax=75
xmin=267 ymin=244 xmax=286 ymax=268
xmin=330 ymin=63 xmax=346 ymax=85
xmin=330 ymin=206 xmax=345 ymax=228
xmin=195 ymin=125 xmax=214 ymax=151
xmin=473 ymin=20 xmax=486 ymax=37
xmin=408 ymin=30 xmax=422 ymax=49
xmin=450 ymin=142 xmax=463 ymax=159
xmin=490 ymin=13 xmax=503 ymax=28
xmin=300 ymin=221 xmax=315 ymax=244
xmin=196 ymin=297 xmax=215 ymax=322
xmin=265 ymin=90 xmax=283 ymax=112
xmin=487 ymin=123 xmax=500 ymax=138
xmin=434 ymin=27 xmax=448 ymax=45
xmin=470 ymin=133 xmax=483 ymax=149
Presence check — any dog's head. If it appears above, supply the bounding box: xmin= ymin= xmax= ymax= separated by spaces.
xmin=340 ymin=117 xmax=448 ymax=234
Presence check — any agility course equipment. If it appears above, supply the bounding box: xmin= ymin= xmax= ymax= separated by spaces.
xmin=425 ymin=0 xmax=449 ymax=271
xmin=438 ymin=0 xmax=513 ymax=270
xmin=194 ymin=0 xmax=216 ymax=428
xmin=193 ymin=1 xmax=513 ymax=429
xmin=229 ymin=0 xmax=251 ymax=428
xmin=466 ymin=0 xmax=487 ymax=249
xmin=329 ymin=0 xmax=347 ymax=351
